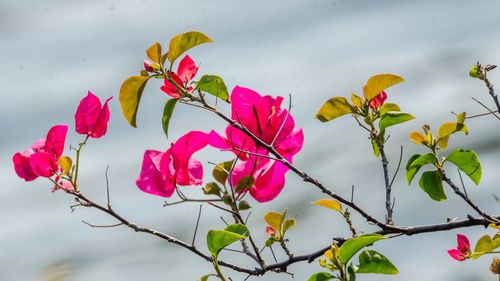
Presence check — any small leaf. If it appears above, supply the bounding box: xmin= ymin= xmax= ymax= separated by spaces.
xmin=212 ymin=160 xmax=234 ymax=186
xmin=312 ymin=199 xmax=342 ymax=213
xmin=419 ymin=170 xmax=446 ymax=201
xmin=119 ymin=75 xmax=151 ymax=127
xmin=437 ymin=122 xmax=469 ymax=150
xmin=203 ymin=182 xmax=222 ymax=197
xmin=339 ymin=234 xmax=385 ymax=264
xmin=206 ymin=224 xmax=248 ymax=258
xmin=162 ymin=99 xmax=178 ymax=138
xmin=357 ymin=250 xmax=399 ymax=274
xmin=445 ymin=149 xmax=481 ymax=185
xmin=351 ymin=93 xmax=363 ymax=108
xmin=146 ymin=42 xmax=162 ymax=63
xmin=379 ymin=103 xmax=400 ymax=116
xmin=379 ymin=112 xmax=415 ymax=132
xmin=197 ymin=75 xmax=230 ymax=103
xmin=307 ymin=272 xmax=336 ymax=281
xmin=316 ymin=97 xmax=353 ymax=122
xmin=371 ymin=138 xmax=380 ymax=158
xmin=235 ymin=176 xmax=254 ymax=193
xmin=406 ymin=153 xmax=437 ymax=185
xmin=282 ymin=218 xmax=296 ymax=234
xmin=408 ymin=131 xmax=426 ymax=144
xmin=363 ymin=74 xmax=404 ymax=101
xmin=473 ymin=234 xmax=500 ymax=259
xmin=264 ymin=211 xmax=286 ymax=235
xmin=58 ymin=156 xmax=72 ymax=176
xmin=238 ymin=200 xmax=251 ymax=211
xmin=168 ymin=31 xmax=213 ymax=63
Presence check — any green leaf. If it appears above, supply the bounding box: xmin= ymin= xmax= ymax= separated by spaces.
xmin=316 ymin=97 xmax=353 ymax=122
xmin=238 ymin=200 xmax=251 ymax=211
xmin=146 ymin=42 xmax=162 ymax=64
xmin=419 ymin=170 xmax=446 ymax=201
xmin=406 ymin=153 xmax=437 ymax=185
xmin=206 ymin=224 xmax=249 ymax=258
xmin=203 ymin=182 xmax=222 ymax=197
xmin=357 ymin=250 xmax=399 ymax=274
xmin=235 ymin=176 xmax=254 ymax=193
xmin=363 ymin=74 xmax=404 ymax=100
xmin=473 ymin=234 xmax=500 ymax=259
xmin=307 ymin=272 xmax=337 ymax=281
xmin=168 ymin=31 xmax=213 ymax=63
xmin=282 ymin=218 xmax=296 ymax=234
xmin=161 ymin=99 xmax=178 ymax=138
xmin=119 ymin=75 xmax=151 ymax=127
xmin=212 ymin=160 xmax=234 ymax=186
xmin=445 ymin=149 xmax=481 ymax=185
xmin=339 ymin=234 xmax=385 ymax=264
xmin=312 ymin=199 xmax=343 ymax=213
xmin=371 ymin=138 xmax=380 ymax=158
xmin=379 ymin=103 xmax=400 ymax=116
xmin=379 ymin=112 xmax=415 ymax=132
xmin=197 ymin=75 xmax=230 ymax=103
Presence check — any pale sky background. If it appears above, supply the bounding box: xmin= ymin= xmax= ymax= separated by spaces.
xmin=1 ymin=1 xmax=500 ymax=280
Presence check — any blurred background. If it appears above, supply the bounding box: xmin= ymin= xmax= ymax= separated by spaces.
xmin=1 ymin=0 xmax=499 ymax=280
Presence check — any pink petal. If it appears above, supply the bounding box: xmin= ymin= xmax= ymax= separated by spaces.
xmin=13 ymin=152 xmax=38 ymax=181
xmin=171 ymin=131 xmax=209 ymax=186
xmin=89 ymin=96 xmax=113 ymax=138
xmin=136 ymin=150 xmax=174 ymax=197
xmin=30 ymin=152 xmax=57 ymax=177
xmin=75 ymin=91 xmax=102 ymax=136
xmin=177 ymin=55 xmax=198 ymax=84
xmin=250 ymin=161 xmax=288 ymax=202
xmin=447 ymin=249 xmax=465 ymax=261
xmin=45 ymin=125 xmax=68 ymax=159
xmin=457 ymin=234 xmax=470 ymax=252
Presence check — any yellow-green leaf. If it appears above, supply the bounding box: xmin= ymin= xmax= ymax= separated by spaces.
xmin=316 ymin=97 xmax=353 ymax=122
xmin=379 ymin=103 xmax=400 ymax=116
xmin=168 ymin=31 xmax=213 ymax=63
xmin=363 ymin=74 xmax=404 ymax=100
xmin=58 ymin=156 xmax=72 ymax=176
xmin=312 ymin=199 xmax=342 ymax=213
xmin=146 ymin=42 xmax=162 ymax=63
xmin=119 ymin=75 xmax=151 ymax=127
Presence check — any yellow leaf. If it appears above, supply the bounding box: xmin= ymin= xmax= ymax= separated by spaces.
xmin=312 ymin=199 xmax=343 ymax=213
xmin=119 ymin=75 xmax=151 ymax=127
xmin=146 ymin=42 xmax=162 ymax=64
xmin=363 ymin=74 xmax=404 ymax=100
xmin=315 ymin=97 xmax=352 ymax=122
xmin=408 ymin=131 xmax=426 ymax=144
xmin=58 ymin=156 xmax=72 ymax=176
xmin=168 ymin=31 xmax=213 ymax=63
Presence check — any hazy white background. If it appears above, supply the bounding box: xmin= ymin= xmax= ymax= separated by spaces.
xmin=1 ymin=0 xmax=499 ymax=280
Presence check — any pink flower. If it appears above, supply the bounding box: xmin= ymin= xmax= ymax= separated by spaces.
xmin=160 ymin=55 xmax=198 ymax=98
xmin=75 ymin=91 xmax=113 ymax=138
xmin=369 ymin=91 xmax=387 ymax=109
xmin=209 ymin=86 xmax=304 ymax=202
xmin=447 ymin=234 xmax=471 ymax=261
xmin=13 ymin=125 xmax=68 ymax=181
xmin=136 ymin=131 xmax=208 ymax=197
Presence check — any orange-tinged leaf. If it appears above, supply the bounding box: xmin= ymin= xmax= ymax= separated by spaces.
xmin=146 ymin=42 xmax=162 ymax=64
xmin=363 ymin=74 xmax=404 ymax=100
xmin=119 ymin=75 xmax=151 ymax=127
xmin=408 ymin=131 xmax=426 ymax=144
xmin=312 ymin=199 xmax=342 ymax=213
xmin=168 ymin=31 xmax=213 ymax=63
